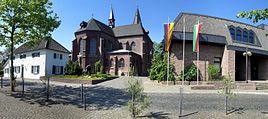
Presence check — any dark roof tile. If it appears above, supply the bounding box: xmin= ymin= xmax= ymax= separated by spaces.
xmin=14 ymin=38 xmax=70 ymax=54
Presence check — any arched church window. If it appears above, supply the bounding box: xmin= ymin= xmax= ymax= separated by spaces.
xmin=89 ymin=39 xmax=96 ymax=56
xmin=236 ymin=29 xmax=242 ymax=41
xmin=243 ymin=31 xmax=248 ymax=42
xmin=229 ymin=28 xmax=235 ymax=40
xmin=118 ymin=58 xmax=125 ymax=67
xmin=249 ymin=31 xmax=254 ymax=43
xmin=130 ymin=42 xmax=136 ymax=51
xmin=110 ymin=58 xmax=114 ymax=67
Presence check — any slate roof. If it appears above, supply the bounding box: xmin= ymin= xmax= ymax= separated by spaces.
xmin=172 ymin=12 xmax=268 ymax=55
xmin=14 ymin=38 xmax=70 ymax=54
xmin=113 ymin=24 xmax=146 ymax=37
xmin=76 ymin=18 xmax=114 ymax=36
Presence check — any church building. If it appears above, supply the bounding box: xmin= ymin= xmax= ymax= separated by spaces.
xmin=72 ymin=8 xmax=153 ymax=76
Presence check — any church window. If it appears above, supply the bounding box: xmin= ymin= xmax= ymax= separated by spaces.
xmin=89 ymin=39 xmax=96 ymax=56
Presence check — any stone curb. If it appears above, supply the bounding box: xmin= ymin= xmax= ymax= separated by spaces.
xmin=144 ymin=90 xmax=268 ymax=95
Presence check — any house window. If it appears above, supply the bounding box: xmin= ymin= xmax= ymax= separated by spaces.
xmin=229 ymin=28 xmax=235 ymax=40
xmin=32 ymin=52 xmax=40 ymax=58
xmin=5 ymin=68 xmax=9 ymax=74
xmin=118 ymin=58 xmax=125 ymax=67
xmin=52 ymin=65 xmax=63 ymax=75
xmin=89 ymin=39 xmax=96 ymax=56
xmin=243 ymin=31 xmax=248 ymax=42
xmin=249 ymin=32 xmax=254 ymax=43
xmin=130 ymin=42 xmax=136 ymax=51
xmin=20 ymin=54 xmax=26 ymax=59
xmin=31 ymin=65 xmax=40 ymax=74
xmin=54 ymin=53 xmax=63 ymax=59
xmin=14 ymin=66 xmax=20 ymax=73
xmin=236 ymin=29 xmax=242 ymax=41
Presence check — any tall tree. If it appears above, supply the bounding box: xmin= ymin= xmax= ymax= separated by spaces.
xmin=0 ymin=0 xmax=60 ymax=92
xmin=237 ymin=8 xmax=268 ymax=23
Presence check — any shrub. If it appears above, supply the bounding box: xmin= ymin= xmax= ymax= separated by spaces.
xmin=179 ymin=64 xmax=199 ymax=81
xmin=94 ymin=60 xmax=102 ymax=73
xmin=64 ymin=60 xmax=83 ymax=75
xmin=149 ymin=52 xmax=175 ymax=82
xmin=208 ymin=64 xmax=220 ymax=80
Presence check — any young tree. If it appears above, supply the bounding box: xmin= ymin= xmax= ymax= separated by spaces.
xmin=126 ymin=77 xmax=151 ymax=119
xmin=0 ymin=0 xmax=60 ymax=92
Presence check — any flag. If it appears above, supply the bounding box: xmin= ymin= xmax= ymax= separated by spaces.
xmin=164 ymin=23 xmax=174 ymax=52
xmin=193 ymin=22 xmax=202 ymax=52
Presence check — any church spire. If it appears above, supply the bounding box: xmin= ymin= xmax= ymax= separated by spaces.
xmin=108 ymin=6 xmax=115 ymax=28
xmin=133 ymin=8 xmax=142 ymax=25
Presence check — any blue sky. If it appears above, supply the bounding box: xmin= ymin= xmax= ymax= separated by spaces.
xmin=1 ymin=0 xmax=268 ymax=51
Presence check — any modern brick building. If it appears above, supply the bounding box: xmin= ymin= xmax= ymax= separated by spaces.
xmin=72 ymin=8 xmax=153 ymax=76
xmin=168 ymin=12 xmax=268 ymax=81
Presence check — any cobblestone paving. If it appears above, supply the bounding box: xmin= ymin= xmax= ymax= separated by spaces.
xmin=1 ymin=78 xmax=268 ymax=119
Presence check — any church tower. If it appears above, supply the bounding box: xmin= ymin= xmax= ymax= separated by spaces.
xmin=133 ymin=8 xmax=142 ymax=25
xmin=108 ymin=7 xmax=115 ymax=28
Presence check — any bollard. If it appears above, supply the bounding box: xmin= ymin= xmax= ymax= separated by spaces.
xmin=179 ymin=87 xmax=183 ymax=116
xmin=46 ymin=77 xmax=50 ymax=101
xmin=84 ymin=94 xmax=86 ymax=111
xmin=22 ymin=77 xmax=24 ymax=95
xmin=0 ymin=77 xmax=2 ymax=88
xmin=225 ymin=87 xmax=228 ymax=115
xmin=81 ymin=84 xmax=84 ymax=104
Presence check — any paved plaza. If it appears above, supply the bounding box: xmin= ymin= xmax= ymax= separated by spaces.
xmin=1 ymin=77 xmax=268 ymax=119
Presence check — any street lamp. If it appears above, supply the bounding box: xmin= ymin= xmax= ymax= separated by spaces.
xmin=243 ymin=48 xmax=252 ymax=83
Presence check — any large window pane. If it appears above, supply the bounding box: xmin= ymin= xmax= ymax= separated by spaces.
xmin=243 ymin=31 xmax=248 ymax=42
xmin=236 ymin=29 xmax=242 ymax=41
xmin=89 ymin=39 xmax=96 ymax=56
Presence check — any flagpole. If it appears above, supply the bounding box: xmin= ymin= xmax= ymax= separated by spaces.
xmin=182 ymin=16 xmax=185 ymax=86
xmin=196 ymin=20 xmax=200 ymax=86
xmin=167 ymin=17 xmax=170 ymax=86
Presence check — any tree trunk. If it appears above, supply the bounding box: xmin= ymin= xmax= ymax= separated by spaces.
xmin=10 ymin=26 xmax=15 ymax=92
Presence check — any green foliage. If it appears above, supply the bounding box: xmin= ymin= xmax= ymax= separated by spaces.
xmin=149 ymin=42 xmax=175 ymax=82
xmin=91 ymin=72 xmax=108 ymax=78
xmin=208 ymin=64 xmax=220 ymax=80
xmin=0 ymin=63 xmax=3 ymax=77
xmin=179 ymin=64 xmax=199 ymax=81
xmin=64 ymin=60 xmax=83 ymax=76
xmin=94 ymin=60 xmax=102 ymax=73
xmin=219 ymin=74 xmax=236 ymax=98
xmin=0 ymin=0 xmax=60 ymax=91
xmin=126 ymin=78 xmax=151 ymax=118
xmin=237 ymin=8 xmax=268 ymax=23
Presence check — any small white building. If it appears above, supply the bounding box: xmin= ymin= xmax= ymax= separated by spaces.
xmin=3 ymin=38 xmax=70 ymax=79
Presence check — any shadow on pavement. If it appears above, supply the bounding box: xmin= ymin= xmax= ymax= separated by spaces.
xmin=139 ymin=111 xmax=171 ymax=119
xmin=2 ymin=81 xmax=130 ymax=110
xmin=179 ymin=111 xmax=198 ymax=118
xmin=227 ymin=107 xmax=244 ymax=115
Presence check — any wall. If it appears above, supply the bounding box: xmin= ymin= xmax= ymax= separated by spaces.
xmin=3 ymin=49 xmax=69 ymax=79
xmin=45 ymin=50 xmax=69 ymax=76
xmin=221 ymin=46 xmax=236 ymax=81
xmin=170 ymin=42 xmax=225 ymax=81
